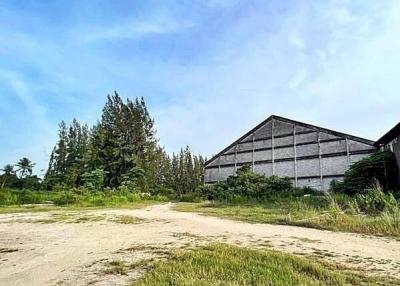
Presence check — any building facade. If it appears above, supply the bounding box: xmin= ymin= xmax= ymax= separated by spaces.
xmin=375 ymin=122 xmax=400 ymax=183
xmin=204 ymin=115 xmax=376 ymax=191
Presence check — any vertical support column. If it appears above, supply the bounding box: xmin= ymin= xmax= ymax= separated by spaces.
xmin=318 ymin=131 xmax=323 ymax=191
xmin=293 ymin=124 xmax=298 ymax=188
xmin=234 ymin=144 xmax=238 ymax=173
xmin=251 ymin=133 xmax=255 ymax=171
xmin=217 ymin=156 xmax=221 ymax=183
xmin=345 ymin=137 xmax=350 ymax=166
xmin=271 ymin=119 xmax=275 ymax=175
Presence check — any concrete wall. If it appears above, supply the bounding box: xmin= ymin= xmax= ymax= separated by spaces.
xmin=382 ymin=136 xmax=400 ymax=184
xmin=204 ymin=117 xmax=376 ymax=191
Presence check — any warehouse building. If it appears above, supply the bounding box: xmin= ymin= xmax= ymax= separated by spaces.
xmin=204 ymin=115 xmax=376 ymax=191
xmin=375 ymin=121 xmax=400 ymax=183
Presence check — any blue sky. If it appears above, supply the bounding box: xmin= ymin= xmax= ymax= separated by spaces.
xmin=1 ymin=0 xmax=399 ymax=175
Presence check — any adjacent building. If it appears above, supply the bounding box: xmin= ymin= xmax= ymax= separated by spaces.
xmin=375 ymin=122 xmax=400 ymax=183
xmin=204 ymin=115 xmax=376 ymax=191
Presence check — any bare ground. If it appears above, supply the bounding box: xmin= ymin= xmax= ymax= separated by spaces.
xmin=1 ymin=203 xmax=400 ymax=286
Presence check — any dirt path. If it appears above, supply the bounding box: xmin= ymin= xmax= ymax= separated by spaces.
xmin=1 ymin=203 xmax=400 ymax=285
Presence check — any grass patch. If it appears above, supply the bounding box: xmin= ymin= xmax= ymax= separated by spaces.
xmin=0 ymin=188 xmax=169 ymax=213
xmin=104 ymin=260 xmax=128 ymax=275
xmin=175 ymin=201 xmax=400 ymax=238
xmin=112 ymin=215 xmax=144 ymax=224
xmin=104 ymin=258 xmax=158 ymax=276
xmin=133 ymin=243 xmax=399 ymax=286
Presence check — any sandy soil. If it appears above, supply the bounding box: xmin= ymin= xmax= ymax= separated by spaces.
xmin=1 ymin=203 xmax=400 ymax=286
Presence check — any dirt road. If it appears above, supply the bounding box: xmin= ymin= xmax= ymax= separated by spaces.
xmin=1 ymin=203 xmax=399 ymax=285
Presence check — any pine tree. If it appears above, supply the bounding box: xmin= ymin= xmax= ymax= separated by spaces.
xmin=44 ymin=92 xmax=205 ymax=194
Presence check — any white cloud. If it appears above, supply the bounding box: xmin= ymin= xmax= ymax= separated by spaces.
xmin=153 ymin=0 xmax=400 ymax=158
xmin=82 ymin=17 xmax=193 ymax=42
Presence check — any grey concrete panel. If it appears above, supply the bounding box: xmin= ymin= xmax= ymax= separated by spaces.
xmin=219 ymin=166 xmax=236 ymax=180
xmin=275 ymin=147 xmax=294 ymax=159
xmin=320 ymin=140 xmax=346 ymax=154
xmin=296 ymin=143 xmax=319 ymax=157
xmin=206 ymin=158 xmax=219 ymax=167
xmin=224 ymin=146 xmax=236 ymax=154
xmin=297 ymin=178 xmax=322 ymax=190
xmin=254 ymin=121 xmax=272 ymax=139
xmin=321 ymin=156 xmax=348 ymax=175
xmin=297 ymin=158 xmax=320 ymax=177
xmin=253 ymin=163 xmax=273 ymax=176
xmin=205 ymin=168 xmax=219 ymax=182
xmin=275 ymin=161 xmax=295 ymax=177
xmin=236 ymin=152 xmax=253 ymax=164
xmin=219 ymin=154 xmax=235 ymax=165
xmin=274 ymin=135 xmax=294 ymax=147
xmin=296 ymin=132 xmax=318 ymax=144
xmin=254 ymin=139 xmax=272 ymax=149
xmin=273 ymin=120 xmax=294 ymax=136
xmin=295 ymin=125 xmax=314 ymax=133
xmin=240 ymin=133 xmax=253 ymax=143
xmin=254 ymin=149 xmax=272 ymax=161
xmin=348 ymin=140 xmax=375 ymax=152
xmin=237 ymin=142 xmax=253 ymax=152
xmin=349 ymin=153 xmax=370 ymax=164
xmin=319 ymin=132 xmax=340 ymax=141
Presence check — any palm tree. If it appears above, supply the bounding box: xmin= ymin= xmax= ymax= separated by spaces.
xmin=16 ymin=157 xmax=35 ymax=178
xmin=1 ymin=164 xmax=14 ymax=175
xmin=0 ymin=164 xmax=15 ymax=188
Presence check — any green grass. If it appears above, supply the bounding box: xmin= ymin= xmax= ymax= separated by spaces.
xmin=175 ymin=200 xmax=400 ymax=238
xmin=0 ymin=187 xmax=168 ymax=213
xmin=133 ymin=243 xmax=398 ymax=286
xmin=104 ymin=260 xmax=129 ymax=275
xmin=0 ymin=200 xmax=159 ymax=214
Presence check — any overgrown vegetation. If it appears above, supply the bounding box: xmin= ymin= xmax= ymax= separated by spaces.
xmin=0 ymin=187 xmax=167 ymax=208
xmin=176 ymin=166 xmax=400 ymax=237
xmin=176 ymin=193 xmax=400 ymax=238
xmin=196 ymin=165 xmax=319 ymax=202
xmin=331 ymin=151 xmax=398 ymax=196
xmin=134 ymin=243 xmax=399 ymax=286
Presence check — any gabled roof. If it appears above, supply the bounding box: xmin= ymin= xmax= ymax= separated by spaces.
xmin=375 ymin=122 xmax=400 ymax=147
xmin=205 ymin=115 xmax=375 ymax=166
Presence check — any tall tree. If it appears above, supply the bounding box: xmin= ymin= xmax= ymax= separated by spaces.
xmin=44 ymin=92 xmax=205 ymax=194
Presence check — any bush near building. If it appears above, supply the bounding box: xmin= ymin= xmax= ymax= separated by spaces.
xmin=331 ymin=151 xmax=399 ymax=196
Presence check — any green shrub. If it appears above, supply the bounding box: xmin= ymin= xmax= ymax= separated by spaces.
xmin=200 ymin=166 xmax=316 ymax=202
xmin=331 ymin=151 xmax=398 ymax=195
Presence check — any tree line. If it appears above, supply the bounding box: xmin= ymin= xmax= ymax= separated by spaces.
xmin=0 ymin=92 xmax=205 ymax=196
